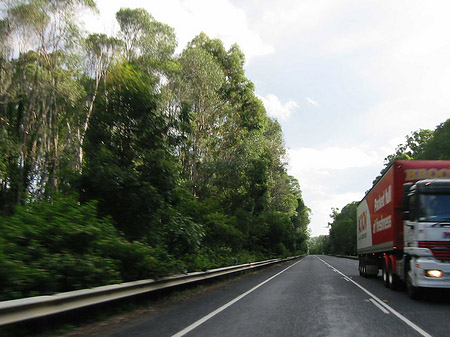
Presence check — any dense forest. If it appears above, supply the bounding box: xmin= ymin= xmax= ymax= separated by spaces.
xmin=311 ymin=119 xmax=450 ymax=256
xmin=0 ymin=1 xmax=310 ymax=301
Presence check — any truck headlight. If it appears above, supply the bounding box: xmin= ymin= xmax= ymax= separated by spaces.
xmin=424 ymin=270 xmax=443 ymax=278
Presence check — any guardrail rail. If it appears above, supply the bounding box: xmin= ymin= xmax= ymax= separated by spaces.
xmin=0 ymin=256 xmax=302 ymax=327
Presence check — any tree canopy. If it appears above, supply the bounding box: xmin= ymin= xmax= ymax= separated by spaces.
xmin=327 ymin=202 xmax=358 ymax=256
xmin=0 ymin=3 xmax=310 ymax=300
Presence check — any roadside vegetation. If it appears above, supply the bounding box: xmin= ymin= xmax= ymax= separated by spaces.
xmin=0 ymin=1 xmax=310 ymax=301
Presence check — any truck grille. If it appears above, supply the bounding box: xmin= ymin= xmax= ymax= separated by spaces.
xmin=418 ymin=241 xmax=450 ymax=261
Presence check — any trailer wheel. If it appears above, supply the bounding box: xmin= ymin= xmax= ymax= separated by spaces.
xmin=359 ymin=258 xmax=367 ymax=278
xmin=382 ymin=261 xmax=389 ymax=288
xmin=388 ymin=260 xmax=400 ymax=290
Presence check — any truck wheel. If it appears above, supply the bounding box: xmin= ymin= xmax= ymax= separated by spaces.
xmin=359 ymin=259 xmax=367 ymax=277
xmin=388 ymin=261 xmax=400 ymax=290
xmin=406 ymin=270 xmax=421 ymax=300
xmin=382 ymin=262 xmax=389 ymax=288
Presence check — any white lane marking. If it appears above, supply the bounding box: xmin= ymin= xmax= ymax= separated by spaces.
xmin=316 ymin=256 xmax=433 ymax=337
xmin=171 ymin=258 xmax=305 ymax=337
xmin=369 ymin=298 xmax=390 ymax=314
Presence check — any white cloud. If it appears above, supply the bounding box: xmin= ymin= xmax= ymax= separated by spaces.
xmin=174 ymin=0 xmax=274 ymax=60
xmin=306 ymin=190 xmax=364 ymax=236
xmin=286 ymin=144 xmax=387 ymax=236
xmin=250 ymin=0 xmax=351 ymax=44
xmin=320 ymin=1 xmax=450 ymax=141
xmin=287 ymin=145 xmax=382 ymax=172
xmin=83 ymin=0 xmax=274 ymax=62
xmin=258 ymin=94 xmax=299 ymax=121
xmin=363 ymin=91 xmax=450 ymax=142
xmin=305 ymin=97 xmax=319 ymax=107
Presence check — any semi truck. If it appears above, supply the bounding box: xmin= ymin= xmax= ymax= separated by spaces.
xmin=357 ymin=160 xmax=450 ymax=299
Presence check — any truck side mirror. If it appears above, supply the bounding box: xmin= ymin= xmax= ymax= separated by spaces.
xmin=403 ymin=211 xmax=410 ymax=221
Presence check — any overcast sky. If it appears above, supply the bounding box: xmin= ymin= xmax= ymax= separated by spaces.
xmin=84 ymin=0 xmax=450 ymax=237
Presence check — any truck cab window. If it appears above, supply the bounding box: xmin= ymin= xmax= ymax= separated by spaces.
xmin=419 ymin=194 xmax=450 ymax=221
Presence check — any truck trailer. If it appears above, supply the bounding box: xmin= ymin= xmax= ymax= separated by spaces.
xmin=357 ymin=160 xmax=450 ymax=299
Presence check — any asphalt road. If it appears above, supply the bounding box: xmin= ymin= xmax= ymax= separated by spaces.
xmin=93 ymin=255 xmax=450 ymax=337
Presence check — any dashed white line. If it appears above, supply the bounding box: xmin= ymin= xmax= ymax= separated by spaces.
xmin=316 ymin=256 xmax=433 ymax=337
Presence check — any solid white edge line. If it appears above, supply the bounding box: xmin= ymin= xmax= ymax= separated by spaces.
xmin=369 ymin=298 xmax=390 ymax=314
xmin=316 ymin=256 xmax=433 ymax=337
xmin=171 ymin=258 xmax=304 ymax=337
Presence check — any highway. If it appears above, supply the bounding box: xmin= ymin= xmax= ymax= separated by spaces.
xmin=92 ymin=255 xmax=450 ymax=337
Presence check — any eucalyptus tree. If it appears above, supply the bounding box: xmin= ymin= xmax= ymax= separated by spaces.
xmin=115 ymin=7 xmax=177 ymax=77
xmin=176 ymin=45 xmax=225 ymax=196
xmin=77 ymin=33 xmax=124 ymax=170
xmin=80 ymin=60 xmax=204 ymax=255
xmin=0 ymin=6 xmax=14 ymax=211
xmin=166 ymin=33 xmax=310 ymax=255
xmin=0 ymin=0 xmax=96 ymax=204
xmin=0 ymin=12 xmax=13 ymax=104
xmin=175 ymin=34 xmax=267 ymax=200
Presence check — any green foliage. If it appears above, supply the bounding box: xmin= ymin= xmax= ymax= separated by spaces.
xmin=327 ymin=202 xmax=358 ymax=256
xmin=183 ymin=247 xmax=264 ymax=272
xmin=165 ymin=31 xmax=310 ymax=258
xmin=0 ymin=195 xmax=175 ymax=301
xmin=0 ymin=5 xmax=312 ymax=301
xmin=417 ymin=119 xmax=450 ymax=160
xmin=372 ymin=120 xmax=450 ymax=187
xmin=309 ymin=235 xmax=330 ymax=255
xmin=373 ymin=129 xmax=434 ymax=185
xmin=116 ymin=7 xmax=177 ymax=70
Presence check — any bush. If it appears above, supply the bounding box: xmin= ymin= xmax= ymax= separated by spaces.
xmin=0 ymin=195 xmax=179 ymax=301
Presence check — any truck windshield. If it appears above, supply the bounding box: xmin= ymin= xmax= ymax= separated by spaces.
xmin=418 ymin=194 xmax=450 ymax=222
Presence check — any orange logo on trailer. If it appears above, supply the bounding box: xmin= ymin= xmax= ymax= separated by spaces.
xmin=358 ymin=211 xmax=368 ymax=234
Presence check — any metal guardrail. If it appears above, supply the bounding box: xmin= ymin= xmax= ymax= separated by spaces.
xmin=0 ymin=256 xmax=301 ymax=327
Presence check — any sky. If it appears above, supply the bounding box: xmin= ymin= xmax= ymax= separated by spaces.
xmin=83 ymin=0 xmax=450 ymax=237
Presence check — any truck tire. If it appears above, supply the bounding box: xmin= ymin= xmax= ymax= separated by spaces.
xmin=382 ymin=261 xmax=389 ymax=288
xmin=359 ymin=258 xmax=367 ymax=277
xmin=406 ymin=269 xmax=421 ymax=300
xmin=388 ymin=261 xmax=400 ymax=290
